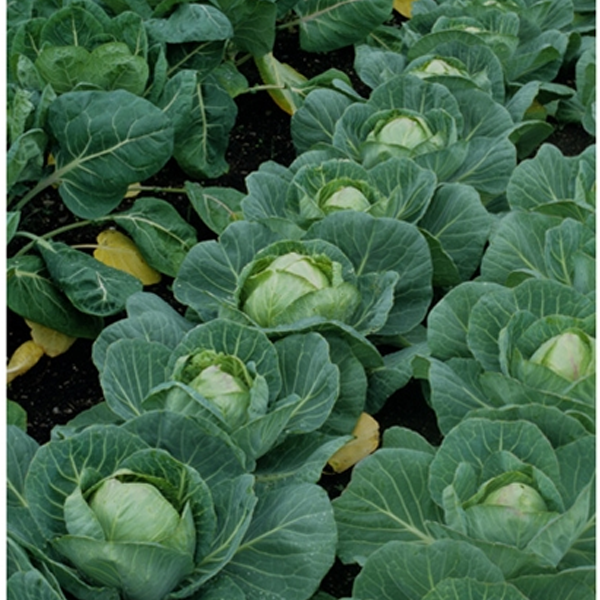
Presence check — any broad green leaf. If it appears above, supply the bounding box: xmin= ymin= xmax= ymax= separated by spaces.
xmin=511 ymin=569 xmax=595 ymax=600
xmin=7 ymin=401 xmax=28 ymax=430
xmin=507 ymin=144 xmax=591 ymax=213
xmin=307 ymin=211 xmax=433 ymax=336
xmin=504 ymin=30 xmax=568 ymax=84
xmin=191 ymin=575 xmax=246 ymax=600
xmin=480 ymin=212 xmax=559 ymax=285
xmin=255 ymin=432 xmax=349 ymax=490
xmin=555 ymin=436 xmax=596 ymax=508
xmin=80 ymin=42 xmax=149 ymax=95
xmin=423 ymin=578 xmax=529 ymax=599
xmin=145 ymin=3 xmax=233 ymax=42
xmin=242 ymin=161 xmax=295 ymax=223
xmin=352 ymin=540 xmax=504 ymax=600
xmin=49 ymin=90 xmax=173 ymax=219
xmin=223 ymin=484 xmax=336 ymax=600
xmin=274 ymin=333 xmax=339 ymax=433
xmin=186 ymin=182 xmax=244 ymax=235
xmin=216 ymin=0 xmax=277 ymax=55
xmin=291 ymin=89 xmax=357 ymax=154
xmin=296 ymin=0 xmax=394 ymax=53
xmin=323 ymin=335 xmax=368 ymax=433
xmin=333 ymin=448 xmax=439 ymax=564
xmin=113 ymin=197 xmax=198 ymax=277
xmin=92 ymin=308 xmax=191 ymax=372
xmin=448 ymin=136 xmax=516 ymax=201
xmin=37 ymin=240 xmax=143 ymax=317
xmin=527 ymin=484 xmax=593 ymax=567
xmin=427 ymin=281 xmax=505 ymax=361
xmin=232 ymin=403 xmax=298 ymax=461
xmin=368 ymin=156 xmax=437 ymax=222
xmin=39 ymin=1 xmax=108 ymax=47
xmin=7 ymin=570 xmax=67 ymax=600
xmin=171 ymin=74 xmax=237 ymax=179
xmin=428 ymin=418 xmax=561 ymax=506
xmin=177 ymin=474 xmax=256 ymax=593
xmin=123 ymin=411 xmax=246 ymax=486
xmin=366 ymin=344 xmax=423 ymax=414
xmin=7 ymin=88 xmax=35 ymax=145
xmin=354 ymin=44 xmax=406 ymax=90
xmin=7 ymin=212 xmax=21 ymax=244
xmin=100 ymin=339 xmax=171 ymax=418
xmin=7 ymin=426 xmax=38 ymax=509
xmin=51 ymin=403 xmax=123 ymax=440
xmin=419 ymin=183 xmax=491 ymax=282
xmin=7 ymin=129 xmax=47 ymax=190
xmin=7 ymin=255 xmax=103 ymax=339
xmin=428 ymin=357 xmax=494 ymax=434
xmin=382 ymin=426 xmax=436 ymax=454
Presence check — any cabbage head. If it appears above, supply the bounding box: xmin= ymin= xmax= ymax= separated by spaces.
xmin=240 ymin=250 xmax=361 ymax=328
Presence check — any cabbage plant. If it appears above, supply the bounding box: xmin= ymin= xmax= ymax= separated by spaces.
xmin=239 ymin=154 xmax=491 ymax=287
xmin=291 ymin=73 xmax=516 ymax=204
xmin=7 ymin=410 xmax=338 ymax=600
xmin=400 ymin=0 xmax=574 ymax=84
xmin=425 ymin=278 xmax=595 ymax=434
xmin=332 ymin=410 xmax=595 ymax=598
xmin=173 ymin=212 xmax=433 ymax=339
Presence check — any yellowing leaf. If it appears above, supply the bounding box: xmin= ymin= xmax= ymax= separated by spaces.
xmin=254 ymin=53 xmax=308 ymax=115
xmin=124 ymin=183 xmax=142 ymax=199
xmin=47 ymin=153 xmax=55 ymax=166
xmin=327 ymin=413 xmax=380 ymax=473
xmin=25 ymin=320 xmax=76 ymax=357
xmin=394 ymin=0 xmax=417 ymax=18
xmin=7 ymin=341 xmax=45 ymax=384
xmin=94 ymin=229 xmax=161 ymax=285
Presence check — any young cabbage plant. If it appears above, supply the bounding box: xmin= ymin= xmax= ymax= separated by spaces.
xmin=8 ymin=411 xmax=338 ymax=600
xmin=425 ymin=278 xmax=596 ymax=434
xmin=87 ymin=292 xmax=382 ymax=477
xmin=292 ymin=73 xmax=516 ymax=204
xmin=173 ymin=212 xmax=433 ymax=339
xmin=332 ymin=410 xmax=595 ymax=596
xmin=403 ymin=0 xmax=573 ymax=85
xmin=242 ymin=154 xmax=491 ymax=287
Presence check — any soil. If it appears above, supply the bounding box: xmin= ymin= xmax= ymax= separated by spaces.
xmin=5 ymin=15 xmax=594 ymax=600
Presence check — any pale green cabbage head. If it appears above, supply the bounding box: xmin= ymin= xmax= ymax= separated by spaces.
xmin=174 ymin=349 xmax=253 ymax=426
xmin=530 ymin=330 xmax=595 ymax=382
xmin=241 ymin=251 xmax=360 ymax=328
xmin=483 ymin=482 xmax=548 ymax=514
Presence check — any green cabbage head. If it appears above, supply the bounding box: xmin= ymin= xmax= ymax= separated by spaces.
xmin=54 ymin=468 xmax=196 ymax=600
xmin=240 ymin=251 xmax=360 ymax=328
xmin=530 ymin=329 xmax=595 ymax=382
xmin=172 ymin=349 xmax=254 ymax=427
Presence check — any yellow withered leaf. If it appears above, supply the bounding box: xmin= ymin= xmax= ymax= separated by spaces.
xmin=7 ymin=341 xmax=45 ymax=384
xmin=327 ymin=412 xmax=380 ymax=473
xmin=94 ymin=229 xmax=161 ymax=285
xmin=254 ymin=53 xmax=308 ymax=116
xmin=124 ymin=183 xmax=142 ymax=199
xmin=394 ymin=0 xmax=417 ymax=18
xmin=25 ymin=320 xmax=76 ymax=357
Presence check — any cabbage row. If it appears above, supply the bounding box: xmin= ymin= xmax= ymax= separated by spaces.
xmin=7 ymin=1 xmax=596 ymax=599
